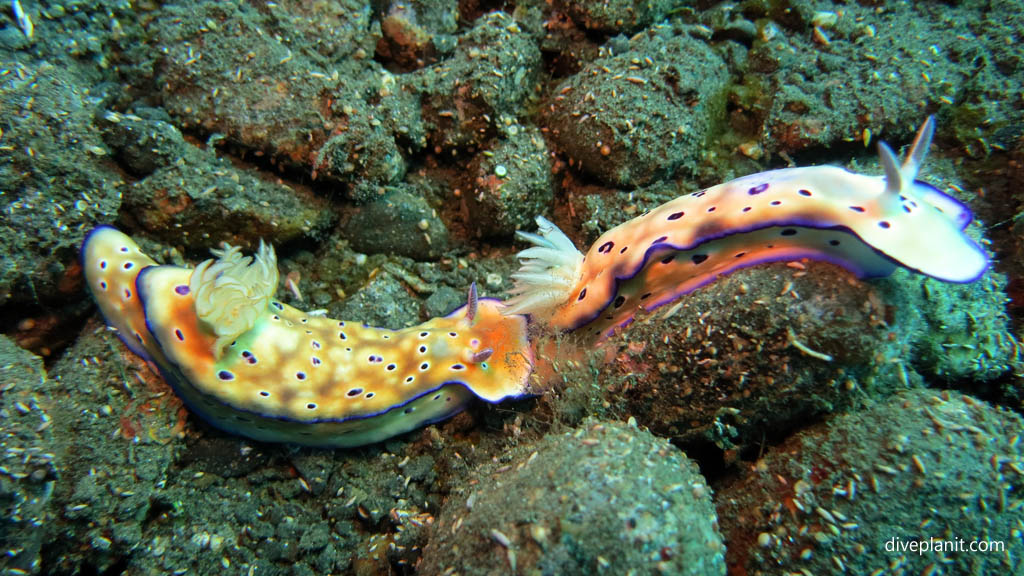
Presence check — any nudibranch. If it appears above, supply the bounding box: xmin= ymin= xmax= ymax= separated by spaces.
xmin=505 ymin=117 xmax=988 ymax=338
xmin=82 ymin=226 xmax=534 ymax=447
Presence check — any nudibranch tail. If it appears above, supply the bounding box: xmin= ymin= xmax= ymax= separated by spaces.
xmin=82 ymin=226 xmax=534 ymax=447
xmin=502 ymin=215 xmax=584 ymax=320
xmin=82 ymin=226 xmax=163 ymax=362
xmin=505 ymin=117 xmax=988 ymax=338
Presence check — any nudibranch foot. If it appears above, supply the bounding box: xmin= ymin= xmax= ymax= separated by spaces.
xmin=506 ymin=117 xmax=988 ymax=338
xmin=83 ymin=227 xmax=535 ymax=447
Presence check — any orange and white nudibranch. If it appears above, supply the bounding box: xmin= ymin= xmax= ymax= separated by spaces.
xmin=82 ymin=226 xmax=534 ymax=447
xmin=504 ymin=117 xmax=988 ymax=338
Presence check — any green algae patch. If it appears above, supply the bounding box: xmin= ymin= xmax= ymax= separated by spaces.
xmin=421 ymin=419 xmax=726 ymax=576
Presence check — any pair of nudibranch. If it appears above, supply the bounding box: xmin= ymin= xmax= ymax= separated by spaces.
xmin=84 ymin=117 xmax=987 ymax=446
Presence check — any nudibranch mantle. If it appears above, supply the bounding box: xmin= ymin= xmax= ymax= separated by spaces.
xmin=83 ymin=226 xmax=534 ymax=447
xmin=505 ymin=117 xmax=988 ymax=337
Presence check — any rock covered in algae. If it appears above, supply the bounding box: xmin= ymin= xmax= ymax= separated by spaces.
xmin=375 ymin=0 xmax=459 ymax=71
xmin=102 ymin=111 xmax=333 ymax=250
xmin=0 ymin=63 xmax=124 ymax=308
xmin=716 ymin=389 xmax=1024 ymax=576
xmin=545 ymin=26 xmax=727 ymax=188
xmin=552 ymin=262 xmax=901 ymax=454
xmin=420 ymin=419 xmax=726 ymax=576
xmin=340 ymin=185 xmax=450 ymax=260
xmin=878 ymin=269 xmax=1021 ymax=383
xmin=556 ymin=0 xmax=675 ymax=33
xmin=151 ymin=0 xmax=377 ymax=169
xmin=466 ymin=125 xmax=554 ymax=238
xmin=49 ymin=327 xmax=185 ymax=570
xmin=0 ymin=336 xmax=53 ymax=575
xmin=408 ymin=11 xmax=542 ymax=152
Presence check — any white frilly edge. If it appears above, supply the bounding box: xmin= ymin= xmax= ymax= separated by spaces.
xmin=502 ymin=216 xmax=584 ymax=319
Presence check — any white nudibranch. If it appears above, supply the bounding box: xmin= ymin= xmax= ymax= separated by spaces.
xmin=190 ymin=241 xmax=279 ymax=359
xmin=505 ymin=117 xmax=989 ymax=338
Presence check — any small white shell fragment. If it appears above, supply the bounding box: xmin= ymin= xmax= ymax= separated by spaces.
xmin=812 ymin=11 xmax=838 ymax=28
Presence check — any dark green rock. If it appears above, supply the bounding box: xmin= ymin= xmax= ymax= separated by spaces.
xmin=341 ymin=187 xmax=449 ymax=260
xmin=407 ymin=11 xmax=542 ymax=151
xmin=333 ymin=271 xmax=422 ymax=329
xmin=467 ymin=125 xmax=553 ymax=238
xmin=718 ymin=389 xmax=1024 ymax=575
xmin=557 ymin=0 xmax=675 ymax=32
xmin=545 ymin=28 xmax=728 ymax=187
xmin=421 ymin=419 xmax=726 ymax=576
xmin=0 ymin=337 xmax=52 ymax=576
xmin=424 ymin=285 xmax=462 ymax=318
